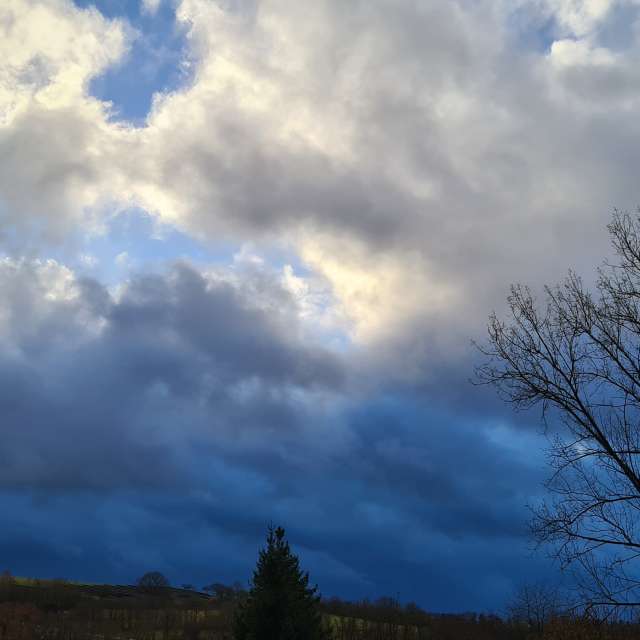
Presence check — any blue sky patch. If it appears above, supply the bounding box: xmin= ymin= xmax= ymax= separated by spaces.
xmin=75 ymin=0 xmax=191 ymax=124
xmin=75 ymin=209 xmax=238 ymax=282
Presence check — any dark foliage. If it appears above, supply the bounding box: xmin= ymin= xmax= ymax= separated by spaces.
xmin=233 ymin=525 xmax=328 ymax=640
xmin=204 ymin=582 xmax=246 ymax=602
xmin=507 ymin=583 xmax=562 ymax=633
xmin=0 ymin=571 xmax=12 ymax=585
xmin=3 ymin=577 xmax=640 ymax=639
xmin=136 ymin=571 xmax=170 ymax=593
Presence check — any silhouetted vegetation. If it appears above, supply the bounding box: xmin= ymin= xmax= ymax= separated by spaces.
xmin=137 ymin=571 xmax=171 ymax=594
xmin=2 ymin=573 xmax=640 ymax=639
xmin=0 ymin=576 xmax=225 ymax=639
xmin=477 ymin=211 xmax=640 ymax=617
xmin=507 ymin=583 xmax=562 ymax=634
xmin=203 ymin=583 xmax=244 ymax=602
xmin=233 ymin=525 xmax=328 ymax=640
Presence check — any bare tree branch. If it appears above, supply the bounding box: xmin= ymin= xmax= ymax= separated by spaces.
xmin=476 ymin=210 xmax=640 ymax=619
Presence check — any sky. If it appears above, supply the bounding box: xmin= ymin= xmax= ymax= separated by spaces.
xmin=2 ymin=0 xmax=640 ymax=613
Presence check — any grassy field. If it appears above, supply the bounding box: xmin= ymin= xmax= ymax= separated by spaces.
xmin=0 ymin=577 xmax=226 ymax=639
xmin=3 ymin=577 xmax=640 ymax=639
xmin=0 ymin=578 xmax=446 ymax=640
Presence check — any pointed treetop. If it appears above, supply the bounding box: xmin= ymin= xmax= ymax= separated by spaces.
xmin=234 ymin=524 xmax=328 ymax=640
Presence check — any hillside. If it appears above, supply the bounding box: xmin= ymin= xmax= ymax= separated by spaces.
xmin=2 ymin=576 xmax=640 ymax=640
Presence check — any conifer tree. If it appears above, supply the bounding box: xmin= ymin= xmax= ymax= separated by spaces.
xmin=234 ymin=525 xmax=328 ymax=640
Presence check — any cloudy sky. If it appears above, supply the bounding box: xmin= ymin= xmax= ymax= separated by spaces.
xmin=2 ymin=0 xmax=640 ymax=612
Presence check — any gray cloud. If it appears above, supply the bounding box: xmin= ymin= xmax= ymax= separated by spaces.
xmin=3 ymin=0 xmax=640 ymax=358
xmin=0 ymin=259 xmax=343 ymax=490
xmin=0 ymin=257 xmax=550 ymax=610
xmin=3 ymin=0 xmax=637 ymax=611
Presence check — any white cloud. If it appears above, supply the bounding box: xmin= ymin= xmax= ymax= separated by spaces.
xmin=544 ymin=0 xmax=614 ymax=37
xmin=141 ymin=0 xmax=162 ymax=16
xmin=79 ymin=253 xmax=98 ymax=268
xmin=0 ymin=0 xmax=131 ymax=244
xmin=114 ymin=251 xmax=130 ymax=268
xmin=0 ymin=0 xmax=128 ymax=121
xmin=4 ymin=0 xmax=640 ymax=370
xmin=548 ymin=37 xmax=617 ymax=66
xmin=0 ymin=257 xmax=95 ymax=356
xmin=297 ymin=232 xmax=459 ymax=344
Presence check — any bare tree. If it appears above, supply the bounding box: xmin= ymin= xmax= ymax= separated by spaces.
xmin=203 ymin=582 xmax=235 ymax=601
xmin=507 ymin=583 xmax=561 ymax=632
xmin=136 ymin=571 xmax=170 ymax=593
xmin=0 ymin=570 xmax=13 ymax=584
xmin=476 ymin=211 xmax=640 ymax=618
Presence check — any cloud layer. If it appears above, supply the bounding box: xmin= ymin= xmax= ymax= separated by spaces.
xmin=3 ymin=0 xmax=640 ymax=611
xmin=0 ymin=257 xmax=545 ymax=609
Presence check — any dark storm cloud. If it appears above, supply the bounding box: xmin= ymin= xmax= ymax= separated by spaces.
xmin=0 ymin=258 xmax=550 ymax=610
xmin=0 ymin=393 xmax=548 ymax=609
xmin=107 ymin=264 xmax=341 ymax=388
xmin=5 ymin=0 xmax=635 ymax=613
xmin=0 ymin=259 xmax=343 ymax=490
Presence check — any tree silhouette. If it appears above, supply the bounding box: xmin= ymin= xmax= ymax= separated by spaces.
xmin=477 ymin=211 xmax=640 ymax=617
xmin=507 ymin=583 xmax=562 ymax=632
xmin=234 ymin=525 xmax=327 ymax=640
xmin=136 ymin=571 xmax=170 ymax=593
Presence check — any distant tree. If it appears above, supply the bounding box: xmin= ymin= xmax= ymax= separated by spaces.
xmin=233 ymin=525 xmax=328 ymax=640
xmin=232 ymin=581 xmax=247 ymax=599
xmin=507 ymin=583 xmax=561 ymax=633
xmin=403 ymin=601 xmax=424 ymax=615
xmin=0 ymin=570 xmax=13 ymax=584
xmin=203 ymin=582 xmax=242 ymax=602
xmin=136 ymin=571 xmax=170 ymax=593
xmin=477 ymin=211 xmax=640 ymax=618
xmin=203 ymin=582 xmax=224 ymax=598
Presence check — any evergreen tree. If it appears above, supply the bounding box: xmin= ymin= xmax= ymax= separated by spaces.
xmin=234 ymin=525 xmax=328 ymax=640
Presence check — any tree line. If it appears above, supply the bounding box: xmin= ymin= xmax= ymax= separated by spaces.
xmin=4 ymin=523 xmax=640 ymax=639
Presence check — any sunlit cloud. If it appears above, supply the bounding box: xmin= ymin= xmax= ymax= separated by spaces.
xmin=3 ymin=0 xmax=640 ymax=609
